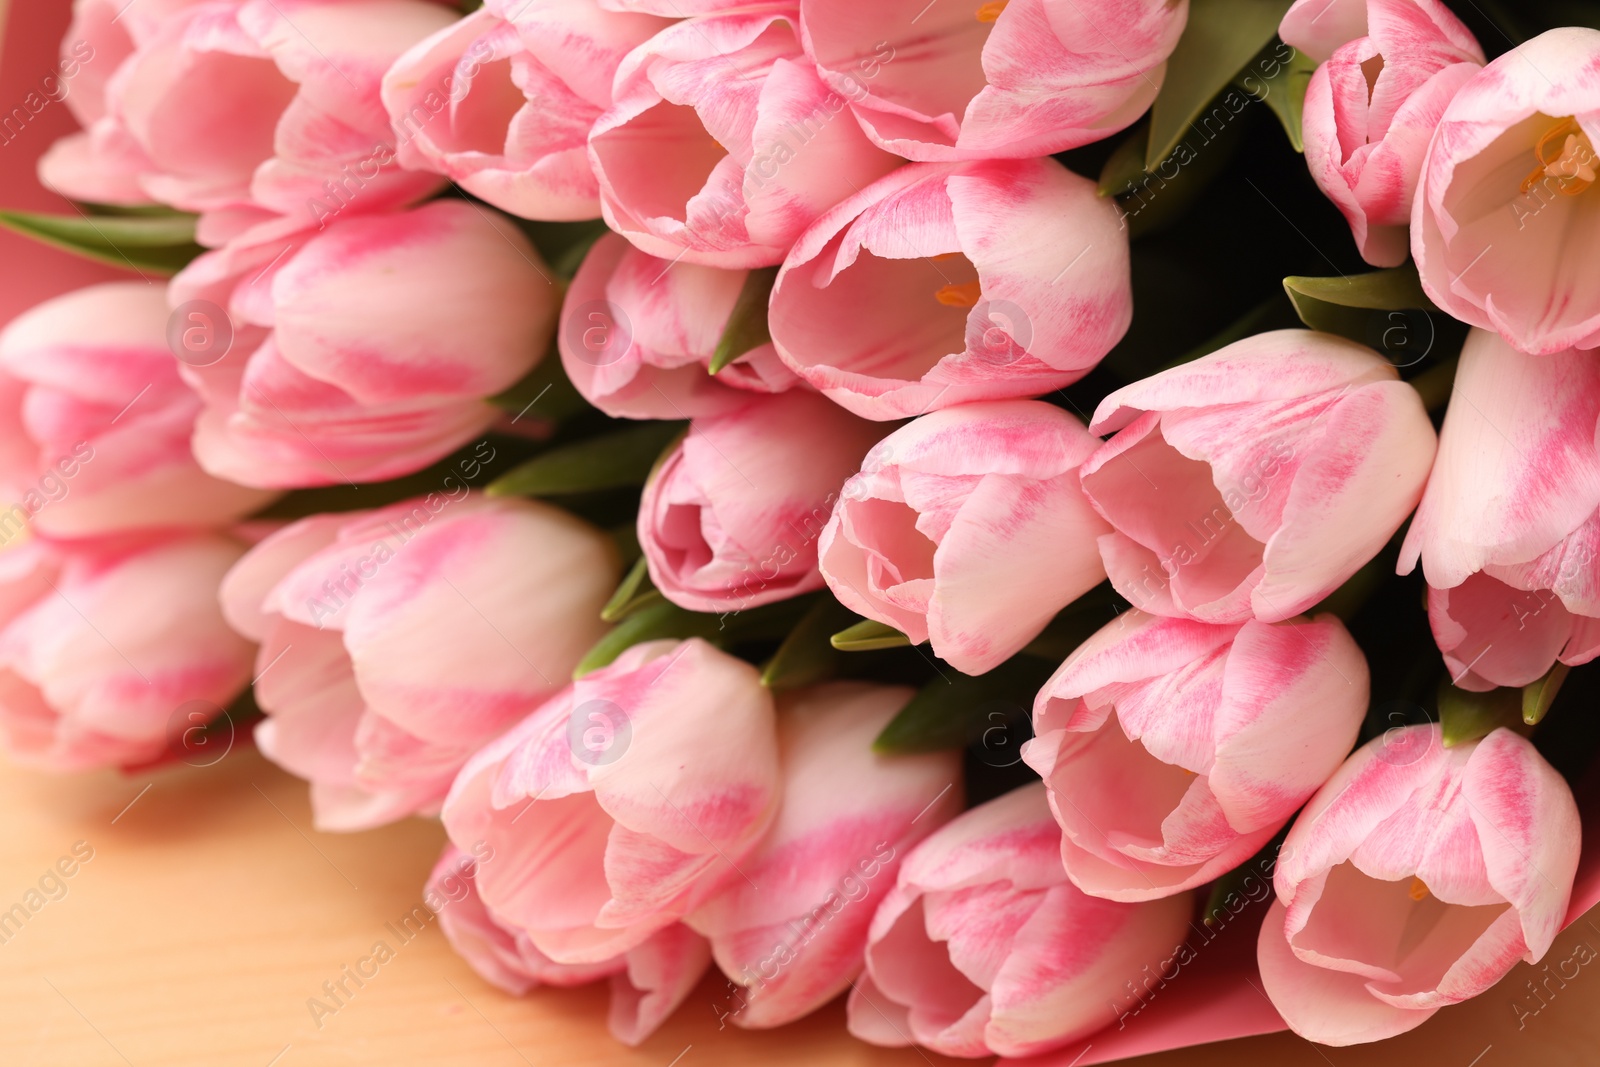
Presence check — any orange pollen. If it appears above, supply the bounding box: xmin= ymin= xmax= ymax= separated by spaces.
xmin=935 ymin=280 xmax=983 ymax=308
xmin=975 ymin=0 xmax=1008 ymax=22
xmin=1408 ymin=876 xmax=1430 ymax=902
xmin=1520 ymin=117 xmax=1597 ymax=196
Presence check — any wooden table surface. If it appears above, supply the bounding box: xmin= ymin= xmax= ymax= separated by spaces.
xmin=3 ymin=2 xmax=1599 ymax=1064
xmin=0 ymin=745 xmax=1596 ymax=1067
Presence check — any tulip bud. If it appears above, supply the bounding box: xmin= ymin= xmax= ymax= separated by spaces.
xmin=769 ymin=158 xmax=1130 ymax=420
xmin=0 ymin=282 xmax=274 ymax=536
xmin=1024 ymin=609 xmax=1369 ymax=901
xmin=173 ymin=199 xmax=559 ymax=488
xmin=849 ymin=782 xmax=1193 ymax=1058
xmin=640 ymin=391 xmax=883 ymax=615
xmin=588 ymin=8 xmax=901 ymax=269
xmin=1260 ymin=725 xmax=1581 ymax=1045
xmin=798 ymin=0 xmax=1188 ymax=161
xmin=221 ymin=494 xmax=619 ymax=830
xmin=1082 ymin=329 xmax=1436 ymax=624
xmin=559 ymin=234 xmax=798 ymax=419
xmin=0 ymin=531 xmax=255 ymax=770
xmin=820 ymin=400 xmax=1109 ymax=674
xmin=1413 ymin=28 xmax=1600 ymax=354
xmin=1401 ymin=328 xmax=1600 ymax=689
xmin=1284 ymin=0 xmax=1483 ymax=266
xmin=42 ymin=0 xmax=455 ymax=217
xmin=381 ymin=0 xmax=672 ymax=221
xmin=441 ymin=639 xmax=781 ymax=964
xmin=425 ymin=844 xmax=710 ymax=1045
xmin=689 ymin=682 xmax=963 ymax=1027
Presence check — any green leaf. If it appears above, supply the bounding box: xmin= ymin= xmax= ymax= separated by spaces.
xmin=1145 ymin=0 xmax=1294 ymax=167
xmin=1097 ymin=124 xmax=1150 ymax=199
xmin=575 ymin=599 xmax=723 ymax=677
xmin=1236 ymin=45 xmax=1316 ymax=152
xmin=1282 ymin=267 xmax=1438 ymax=345
xmin=602 ymin=557 xmax=660 ymax=623
xmin=874 ymin=656 xmax=1056 ymax=754
xmin=710 ymin=267 xmax=777 ymax=374
xmin=0 ymin=209 xmax=203 ymax=275
xmin=831 ymin=619 xmax=910 ymax=652
xmin=487 ymin=420 xmax=685 ymax=498
xmin=1438 ymin=683 xmax=1522 ymax=748
xmin=1523 ymin=662 xmax=1571 ymax=725
xmin=760 ymin=596 xmax=857 ymax=689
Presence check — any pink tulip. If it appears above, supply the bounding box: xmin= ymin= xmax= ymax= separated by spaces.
xmin=221 ymin=494 xmax=619 ymax=830
xmin=170 ymin=199 xmax=558 ymax=489
xmin=34 ymin=0 xmax=201 ymax=206
xmin=1259 ymin=725 xmax=1580 ymax=1045
xmin=1286 ymin=0 xmax=1483 ymax=266
xmin=1024 ymin=609 xmax=1368 ymax=902
xmin=43 ymin=0 xmax=455 ymax=221
xmin=381 ymin=1 xmax=671 ymax=221
xmin=1399 ymin=328 xmax=1600 ymax=689
xmin=819 ymin=400 xmax=1109 ymax=675
xmin=1082 ymin=330 xmax=1437 ymax=624
xmin=689 ymin=682 xmax=963 ymax=1028
xmin=0 ymin=283 xmax=275 ymax=536
xmin=768 ymin=158 xmax=1130 ymax=420
xmin=1413 ymin=28 xmax=1600 ymax=355
xmin=441 ymin=638 xmax=780 ymax=964
xmin=587 ymin=8 xmax=902 ymax=269
xmin=849 ymin=782 xmax=1193 ymax=1058
xmin=559 ymin=233 xmax=800 ymax=419
xmin=797 ymin=0 xmax=1188 ymax=161
xmin=0 ymin=531 xmax=255 ymax=770
xmin=425 ymin=844 xmax=711 ymax=1045
xmin=640 ymin=391 xmax=884 ymax=615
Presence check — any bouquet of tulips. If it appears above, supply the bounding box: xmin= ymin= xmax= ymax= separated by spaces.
xmin=5 ymin=0 xmax=1600 ymax=1059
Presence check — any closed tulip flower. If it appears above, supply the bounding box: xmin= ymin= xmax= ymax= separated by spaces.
xmin=1401 ymin=328 xmax=1600 ymax=689
xmin=42 ymin=0 xmax=455 ymax=220
xmin=1284 ymin=0 xmax=1483 ymax=266
xmin=381 ymin=0 xmax=671 ymax=221
xmin=1259 ymin=725 xmax=1581 ymax=1045
xmin=441 ymin=639 xmax=780 ymax=965
xmin=426 ymin=845 xmax=711 ymax=1045
xmin=1082 ymin=330 xmax=1436 ymax=624
xmin=1413 ymin=28 xmax=1600 ymax=354
xmin=1024 ymin=609 xmax=1368 ymax=901
xmin=0 ymin=531 xmax=255 ymax=770
xmin=0 ymin=283 xmax=274 ymax=536
xmin=688 ymin=682 xmax=962 ymax=1028
xmin=849 ymin=783 xmax=1193 ymax=1059
xmin=640 ymin=391 xmax=884 ymax=614
xmin=769 ymin=158 xmax=1131 ymax=420
xmin=220 ymin=494 xmax=618 ymax=830
xmin=588 ymin=7 xmax=901 ymax=269
xmin=559 ymin=234 xmax=800 ymax=419
xmin=172 ymin=199 xmax=558 ymax=489
xmin=819 ymin=400 xmax=1109 ymax=675
xmin=797 ymin=0 xmax=1188 ymax=161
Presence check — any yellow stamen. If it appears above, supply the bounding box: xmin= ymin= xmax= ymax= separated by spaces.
xmin=935 ymin=280 xmax=983 ymax=308
xmin=1408 ymin=876 xmax=1430 ymax=902
xmin=975 ymin=0 xmax=1008 ymax=22
xmin=1520 ymin=116 xmax=1597 ymax=196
